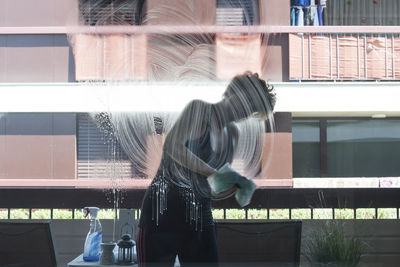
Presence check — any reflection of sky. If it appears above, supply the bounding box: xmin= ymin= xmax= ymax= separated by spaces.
xmin=327 ymin=120 xmax=400 ymax=142
xmin=292 ymin=122 xmax=320 ymax=143
xmin=293 ymin=120 xmax=400 ymax=143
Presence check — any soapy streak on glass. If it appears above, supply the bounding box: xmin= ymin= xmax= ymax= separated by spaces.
xmin=70 ymin=0 xmax=275 ymax=225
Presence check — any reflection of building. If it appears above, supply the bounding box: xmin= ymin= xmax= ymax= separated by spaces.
xmin=1 ymin=0 xmax=400 ymax=188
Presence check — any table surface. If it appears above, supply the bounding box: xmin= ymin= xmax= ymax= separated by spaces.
xmin=69 ymin=254 xmax=181 ymax=267
xmin=68 ymin=254 xmax=138 ymax=267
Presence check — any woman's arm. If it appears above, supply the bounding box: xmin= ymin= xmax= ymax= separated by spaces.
xmin=209 ymin=122 xmax=240 ymax=199
xmin=163 ymin=100 xmax=217 ymax=177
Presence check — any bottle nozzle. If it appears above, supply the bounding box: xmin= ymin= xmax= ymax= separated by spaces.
xmin=83 ymin=207 xmax=100 ymax=218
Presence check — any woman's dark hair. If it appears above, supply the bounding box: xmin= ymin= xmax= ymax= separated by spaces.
xmin=223 ymin=72 xmax=276 ymax=112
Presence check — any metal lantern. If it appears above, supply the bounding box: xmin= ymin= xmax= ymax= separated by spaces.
xmin=117 ymin=234 xmax=135 ymax=265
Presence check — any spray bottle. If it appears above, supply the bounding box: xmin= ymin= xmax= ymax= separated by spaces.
xmin=83 ymin=207 xmax=103 ymax=262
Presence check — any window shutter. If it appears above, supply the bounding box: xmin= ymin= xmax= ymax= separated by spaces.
xmin=217 ymin=8 xmax=244 ymax=26
xmin=77 ymin=113 xmax=134 ymax=179
xmin=79 ymin=0 xmax=142 ymax=25
xmin=217 ymin=0 xmax=259 ymax=25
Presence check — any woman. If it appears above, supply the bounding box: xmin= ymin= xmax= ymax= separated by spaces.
xmin=137 ymin=72 xmax=276 ymax=266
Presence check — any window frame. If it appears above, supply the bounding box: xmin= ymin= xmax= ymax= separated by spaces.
xmin=293 ymin=116 xmax=400 ymax=178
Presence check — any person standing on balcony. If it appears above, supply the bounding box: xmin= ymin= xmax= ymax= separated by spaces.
xmin=137 ymin=72 xmax=276 ymax=267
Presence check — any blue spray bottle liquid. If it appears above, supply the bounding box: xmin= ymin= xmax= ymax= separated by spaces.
xmin=83 ymin=207 xmax=102 ymax=262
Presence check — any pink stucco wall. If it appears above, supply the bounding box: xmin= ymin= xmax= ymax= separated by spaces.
xmin=73 ymin=34 xmax=147 ymax=81
xmin=261 ymin=133 xmax=293 ymax=180
xmin=0 ymin=114 xmax=76 ymax=180
xmin=0 ymin=0 xmax=78 ymax=26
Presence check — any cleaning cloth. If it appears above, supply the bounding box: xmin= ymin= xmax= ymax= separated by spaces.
xmin=207 ymin=163 xmax=256 ymax=207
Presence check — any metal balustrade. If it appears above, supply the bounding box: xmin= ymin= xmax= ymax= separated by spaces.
xmin=1 ymin=188 xmax=399 ymax=220
xmin=289 ymin=33 xmax=400 ymax=81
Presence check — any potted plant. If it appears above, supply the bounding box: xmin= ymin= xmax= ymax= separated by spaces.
xmin=305 ymin=220 xmax=365 ymax=267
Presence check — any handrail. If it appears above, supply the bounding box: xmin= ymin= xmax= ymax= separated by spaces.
xmin=2 ymin=26 xmax=400 ymax=35
xmin=1 ymin=188 xmax=400 ymax=209
xmin=0 ymin=178 xmax=291 ymax=188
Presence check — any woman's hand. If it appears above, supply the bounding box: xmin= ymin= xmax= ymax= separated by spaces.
xmin=207 ymin=163 xmax=243 ymax=194
xmin=210 ymin=185 xmax=238 ymax=200
xmin=207 ymin=163 xmax=256 ymax=207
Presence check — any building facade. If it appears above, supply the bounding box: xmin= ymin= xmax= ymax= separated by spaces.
xmin=1 ymin=0 xmax=400 ymax=189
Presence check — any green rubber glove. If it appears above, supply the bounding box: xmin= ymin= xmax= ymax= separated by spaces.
xmin=234 ymin=177 xmax=256 ymax=207
xmin=207 ymin=163 xmax=256 ymax=207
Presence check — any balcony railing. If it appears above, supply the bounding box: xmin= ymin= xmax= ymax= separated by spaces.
xmin=1 ymin=188 xmax=400 ymax=220
xmin=2 ymin=25 xmax=400 ymax=35
xmin=289 ymin=33 xmax=400 ymax=80
xmin=2 ymin=26 xmax=400 ymax=82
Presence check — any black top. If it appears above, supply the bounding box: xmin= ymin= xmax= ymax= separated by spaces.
xmin=139 ymin=106 xmax=234 ymax=230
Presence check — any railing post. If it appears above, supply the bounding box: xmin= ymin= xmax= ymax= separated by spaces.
xmin=392 ymin=34 xmax=396 ymax=79
xmin=357 ymin=34 xmax=360 ymax=79
xmin=96 ymin=35 xmax=101 ymax=79
xmin=103 ymin=35 xmax=107 ymax=79
xmin=364 ymin=34 xmax=368 ymax=79
xmin=302 ymin=34 xmax=305 ymax=80
xmin=124 ymin=34 xmax=128 ymax=79
xmin=329 ymin=34 xmax=333 ymax=79
xmin=336 ymin=34 xmax=339 ymax=79
xmin=385 ymin=34 xmax=388 ymax=79
xmin=309 ymin=34 xmax=312 ymax=79
xmin=131 ymin=34 xmax=135 ymax=78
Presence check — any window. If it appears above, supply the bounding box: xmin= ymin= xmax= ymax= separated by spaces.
xmin=327 ymin=120 xmax=400 ymax=177
xmin=292 ymin=120 xmax=321 ymax=177
xmin=77 ymin=113 xmax=137 ymax=179
xmin=77 ymin=113 xmax=164 ymax=179
xmin=216 ymin=0 xmax=259 ymax=25
xmin=79 ymin=0 xmax=146 ymax=25
xmin=293 ymin=118 xmax=400 ymax=178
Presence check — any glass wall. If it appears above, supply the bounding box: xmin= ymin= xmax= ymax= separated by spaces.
xmin=327 ymin=120 xmax=400 ymax=177
xmin=293 ymin=119 xmax=400 ymax=178
xmin=292 ymin=120 xmax=320 ymax=177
